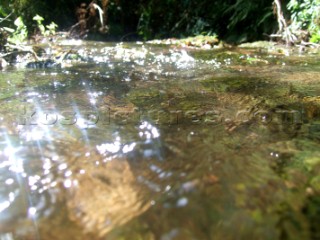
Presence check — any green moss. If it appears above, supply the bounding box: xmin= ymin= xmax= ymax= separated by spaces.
xmin=304 ymin=155 xmax=320 ymax=171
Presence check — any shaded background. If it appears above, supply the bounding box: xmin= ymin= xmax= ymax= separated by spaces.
xmin=4 ymin=0 xmax=285 ymax=42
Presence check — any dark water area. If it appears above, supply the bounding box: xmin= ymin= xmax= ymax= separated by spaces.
xmin=1 ymin=40 xmax=320 ymax=240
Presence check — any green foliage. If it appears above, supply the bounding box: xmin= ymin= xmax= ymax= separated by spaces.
xmin=1 ymin=0 xmax=303 ymax=43
xmin=33 ymin=14 xmax=57 ymax=36
xmin=0 ymin=10 xmax=57 ymax=50
xmin=137 ymin=5 xmax=153 ymax=40
xmin=223 ymin=0 xmax=275 ymax=42
xmin=0 ymin=7 xmax=6 ymax=17
xmin=7 ymin=17 xmax=28 ymax=45
xmin=33 ymin=15 xmax=45 ymax=34
xmin=46 ymin=22 xmax=58 ymax=35
xmin=8 ymin=0 xmax=82 ymax=34
xmin=1 ymin=0 xmax=278 ymax=42
xmin=287 ymin=0 xmax=320 ymax=42
xmin=133 ymin=0 xmax=276 ymax=42
xmin=0 ymin=0 xmax=12 ymax=17
xmin=310 ymin=30 xmax=320 ymax=43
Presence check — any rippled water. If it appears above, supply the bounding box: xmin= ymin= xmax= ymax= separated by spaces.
xmin=1 ymin=41 xmax=320 ymax=240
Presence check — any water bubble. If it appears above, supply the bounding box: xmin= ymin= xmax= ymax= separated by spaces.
xmin=5 ymin=178 xmax=14 ymax=185
xmin=28 ymin=207 xmax=37 ymax=216
xmin=0 ymin=201 xmax=10 ymax=213
xmin=58 ymin=163 xmax=68 ymax=171
xmin=176 ymin=197 xmax=188 ymax=207
xmin=63 ymin=179 xmax=72 ymax=188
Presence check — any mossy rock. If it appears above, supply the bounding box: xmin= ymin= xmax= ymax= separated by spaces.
xmin=238 ymin=41 xmax=277 ymax=48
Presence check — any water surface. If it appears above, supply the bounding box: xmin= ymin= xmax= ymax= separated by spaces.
xmin=1 ymin=41 xmax=320 ymax=240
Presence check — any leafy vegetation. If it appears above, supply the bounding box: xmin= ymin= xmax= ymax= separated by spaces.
xmin=287 ymin=0 xmax=320 ymax=43
xmin=133 ymin=0 xmax=276 ymax=42
xmin=0 ymin=0 xmax=320 ymax=44
xmin=33 ymin=15 xmax=57 ymax=37
xmin=6 ymin=17 xmax=28 ymax=45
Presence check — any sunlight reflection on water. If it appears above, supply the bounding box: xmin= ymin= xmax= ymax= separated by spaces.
xmin=1 ymin=41 xmax=320 ymax=239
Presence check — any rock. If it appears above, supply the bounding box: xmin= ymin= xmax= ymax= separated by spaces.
xmin=26 ymin=59 xmax=60 ymax=69
xmin=238 ymin=41 xmax=277 ymax=48
xmin=66 ymin=156 xmax=150 ymax=237
xmin=0 ymin=57 xmax=8 ymax=70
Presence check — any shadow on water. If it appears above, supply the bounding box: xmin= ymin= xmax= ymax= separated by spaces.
xmin=1 ymin=42 xmax=320 ymax=239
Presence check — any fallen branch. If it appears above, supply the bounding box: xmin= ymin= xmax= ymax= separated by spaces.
xmin=91 ymin=3 xmax=104 ymax=27
xmin=0 ymin=11 xmax=13 ymax=23
xmin=68 ymin=20 xmax=88 ymax=37
xmin=3 ymin=44 xmax=40 ymax=60
xmin=300 ymin=41 xmax=320 ymax=48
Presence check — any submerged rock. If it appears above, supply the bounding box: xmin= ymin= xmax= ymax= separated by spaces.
xmin=0 ymin=58 xmax=8 ymax=70
xmin=26 ymin=59 xmax=61 ymax=69
xmin=238 ymin=41 xmax=277 ymax=48
xmin=66 ymin=157 xmax=150 ymax=237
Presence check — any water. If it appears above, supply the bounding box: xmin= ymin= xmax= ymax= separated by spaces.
xmin=0 ymin=41 xmax=320 ymax=240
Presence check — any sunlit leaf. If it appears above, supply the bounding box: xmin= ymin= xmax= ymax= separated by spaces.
xmin=2 ymin=27 xmax=14 ymax=33
xmin=33 ymin=14 xmax=44 ymax=22
xmin=14 ymin=17 xmax=25 ymax=28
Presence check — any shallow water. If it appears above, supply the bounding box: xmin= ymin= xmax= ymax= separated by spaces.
xmin=1 ymin=41 xmax=320 ymax=240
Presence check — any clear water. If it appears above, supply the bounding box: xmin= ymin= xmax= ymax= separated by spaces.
xmin=1 ymin=41 xmax=320 ymax=240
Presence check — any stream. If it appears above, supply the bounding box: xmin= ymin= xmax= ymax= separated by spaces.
xmin=1 ymin=40 xmax=320 ymax=240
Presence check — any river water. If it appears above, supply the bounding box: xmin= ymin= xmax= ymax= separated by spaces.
xmin=0 ymin=41 xmax=320 ymax=240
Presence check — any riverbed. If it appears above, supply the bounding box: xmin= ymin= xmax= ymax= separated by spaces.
xmin=0 ymin=40 xmax=320 ymax=240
